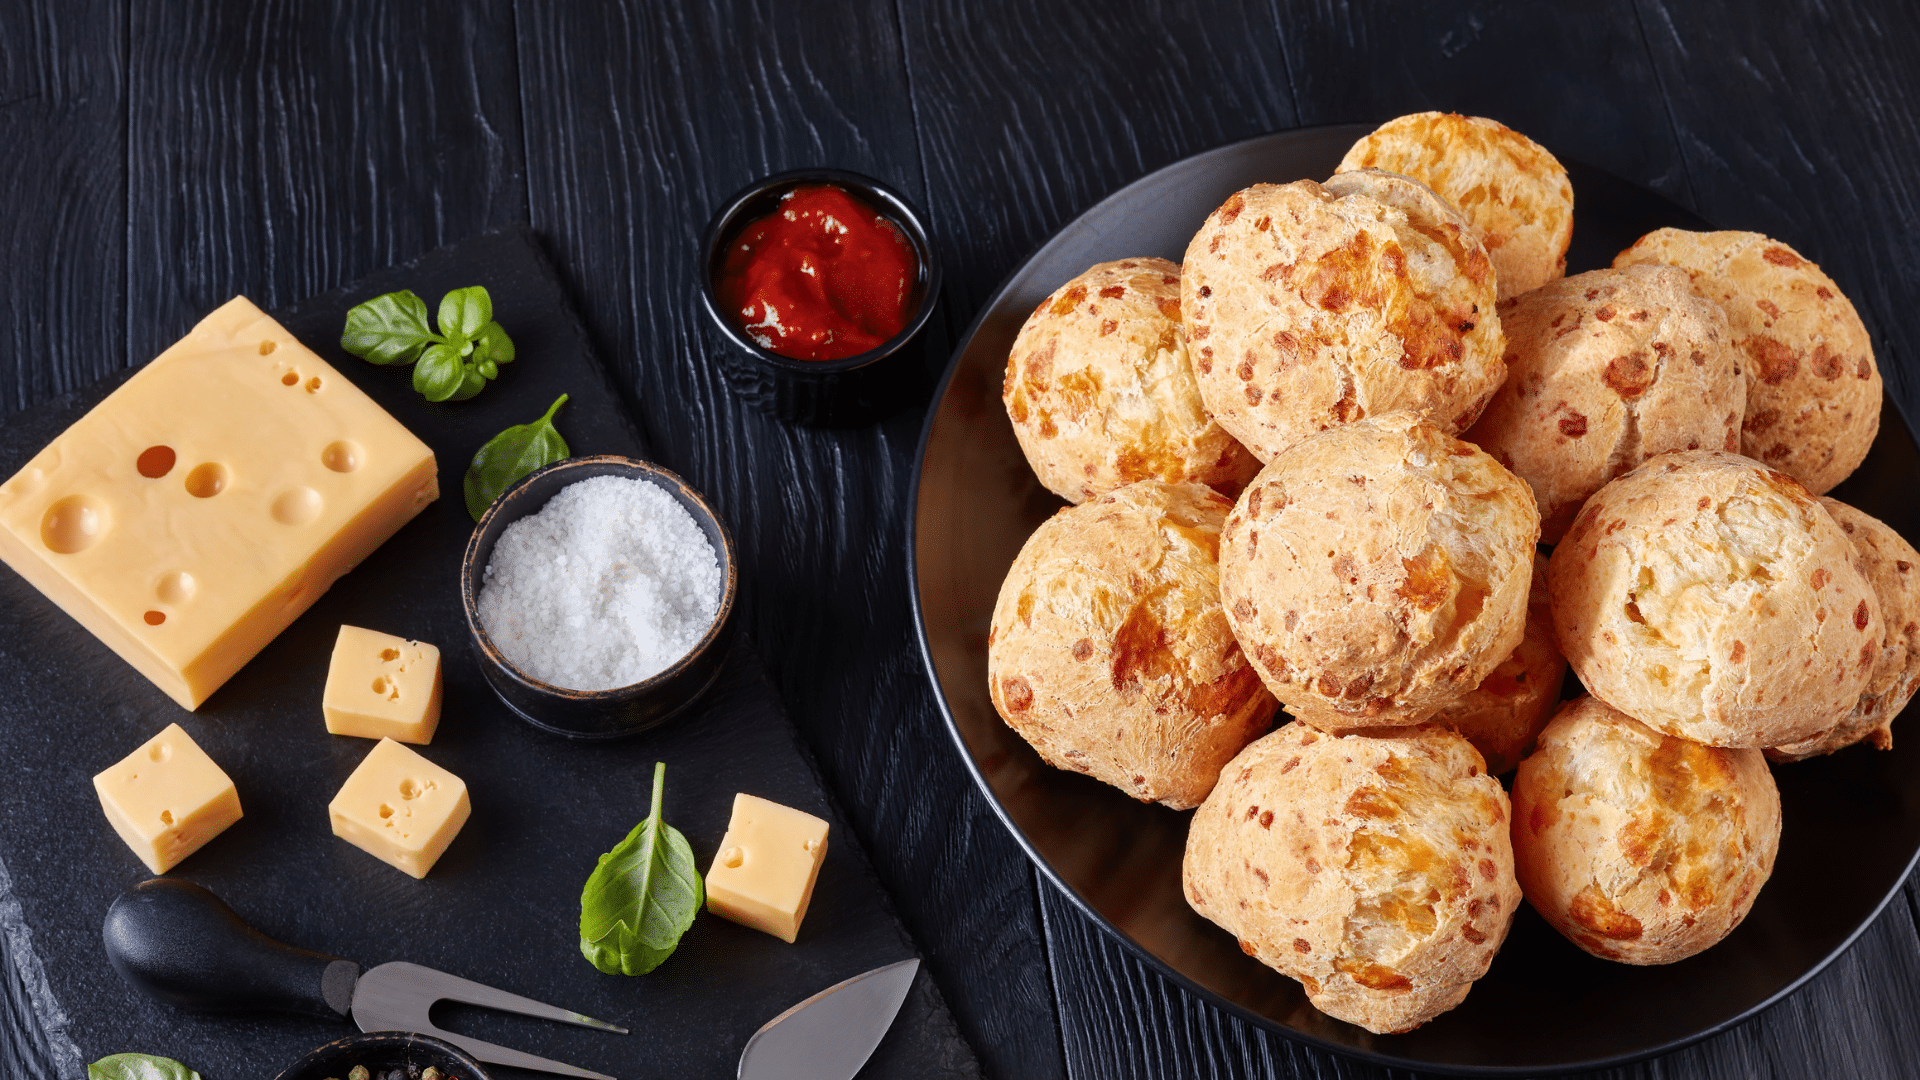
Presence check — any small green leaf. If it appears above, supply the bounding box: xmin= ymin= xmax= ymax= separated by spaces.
xmin=478 ymin=358 xmax=499 ymax=380
xmin=340 ymin=289 xmax=437 ymax=365
xmin=439 ymin=285 xmax=494 ymax=342
xmin=448 ymin=365 xmax=488 ymax=401
xmin=88 ymin=1053 xmax=203 ymax=1080
xmin=464 ymin=394 xmax=570 ymax=521
xmin=472 ymin=320 xmax=516 ymax=366
xmin=580 ymin=763 xmax=703 ymax=976
xmin=413 ymin=343 xmax=467 ymax=402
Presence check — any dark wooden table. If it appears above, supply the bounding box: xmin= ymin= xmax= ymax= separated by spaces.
xmin=4 ymin=3 xmax=1918 ymax=1078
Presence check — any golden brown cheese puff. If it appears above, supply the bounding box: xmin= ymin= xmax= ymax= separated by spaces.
xmin=1432 ymin=553 xmax=1567 ymax=774
xmin=1338 ymin=112 xmax=1573 ymax=299
xmin=987 ymin=480 xmax=1277 ymax=809
xmin=1511 ymin=696 xmax=1780 ymax=965
xmin=1463 ymin=266 xmax=1745 ymax=542
xmin=1768 ymin=498 xmax=1920 ymax=761
xmin=1614 ymin=229 xmax=1880 ymax=494
xmin=1183 ymin=721 xmax=1519 ymax=1034
xmin=1182 ymin=176 xmax=1505 ymax=464
xmin=1549 ymin=450 xmax=1881 ymax=747
xmin=1220 ymin=413 xmax=1538 ymax=730
xmin=1003 ymin=258 xmax=1261 ymax=504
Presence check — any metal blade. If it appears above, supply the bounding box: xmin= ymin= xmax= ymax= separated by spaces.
xmin=352 ymin=960 xmax=624 ymax=1079
xmin=737 ymin=958 xmax=920 ymax=1080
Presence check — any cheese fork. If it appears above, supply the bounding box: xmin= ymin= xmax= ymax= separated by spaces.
xmin=102 ymin=878 xmax=625 ymax=1080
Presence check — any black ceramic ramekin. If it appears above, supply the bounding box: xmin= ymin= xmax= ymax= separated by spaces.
xmin=275 ymin=1031 xmax=492 ymax=1080
xmin=698 ymin=167 xmax=942 ymax=427
xmin=461 ymin=455 xmax=738 ymax=740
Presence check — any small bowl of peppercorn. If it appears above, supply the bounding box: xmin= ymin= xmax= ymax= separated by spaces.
xmin=698 ymin=167 xmax=942 ymax=426
xmin=274 ymin=1031 xmax=491 ymax=1080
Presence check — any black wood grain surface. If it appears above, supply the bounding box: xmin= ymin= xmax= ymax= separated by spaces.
xmin=1 ymin=2 xmax=1916 ymax=1078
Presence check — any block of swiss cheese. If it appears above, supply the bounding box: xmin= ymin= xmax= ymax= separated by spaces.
xmin=0 ymin=297 xmax=437 ymax=709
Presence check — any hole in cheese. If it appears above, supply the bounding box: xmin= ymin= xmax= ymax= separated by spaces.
xmin=380 ymin=648 xmax=400 ymax=662
xmin=270 ymin=486 xmax=323 ymax=525
xmin=143 ymin=610 xmax=166 ymax=626
xmin=322 ymin=440 xmax=363 ymax=473
xmin=305 ymin=377 xmax=322 ymax=393
xmin=379 ymin=804 xmax=394 ymax=819
xmin=398 ymin=779 xmax=419 ymax=800
xmin=156 ymin=570 xmax=195 ymax=604
xmin=136 ymin=445 xmax=177 ymax=478
xmin=184 ymin=463 xmax=228 ymax=498
xmin=259 ymin=341 xmax=276 ymax=355
xmin=148 ymin=742 xmax=170 ymax=763
xmin=372 ymin=676 xmax=389 ymax=696
xmin=721 ymin=846 xmax=744 ymax=869
xmin=159 ymin=810 xmax=173 ymax=826
xmin=40 ymin=494 xmax=108 ymax=554
xmin=281 ymin=371 xmax=300 ymax=386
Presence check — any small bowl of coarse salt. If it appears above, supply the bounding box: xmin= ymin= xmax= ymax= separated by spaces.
xmin=460 ymin=454 xmax=737 ymax=739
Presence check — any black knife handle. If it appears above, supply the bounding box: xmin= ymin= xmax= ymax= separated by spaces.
xmin=102 ymin=878 xmax=360 ymax=1020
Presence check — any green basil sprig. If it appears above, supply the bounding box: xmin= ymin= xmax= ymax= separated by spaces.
xmin=463 ymin=393 xmax=570 ymax=521
xmin=88 ymin=1054 xmax=202 ymax=1080
xmin=340 ymin=286 xmax=515 ymax=402
xmin=580 ymin=762 xmax=703 ymax=976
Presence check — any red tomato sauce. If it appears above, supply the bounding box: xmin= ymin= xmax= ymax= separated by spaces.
xmin=716 ymin=184 xmax=918 ymax=362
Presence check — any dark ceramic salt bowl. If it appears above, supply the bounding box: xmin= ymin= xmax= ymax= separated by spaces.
xmin=698 ymin=167 xmax=942 ymax=426
xmin=461 ymin=454 xmax=738 ymax=740
xmin=275 ymin=1031 xmax=491 ymax=1080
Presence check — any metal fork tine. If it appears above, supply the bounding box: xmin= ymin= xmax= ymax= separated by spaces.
xmin=413 ymin=1027 xmax=619 ymax=1080
xmin=351 ymin=961 xmax=626 ymax=1079
xmin=362 ymin=961 xmax=629 ymax=1032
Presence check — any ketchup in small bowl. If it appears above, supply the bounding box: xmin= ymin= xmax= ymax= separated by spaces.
xmin=716 ymin=184 xmax=918 ymax=362
xmin=700 ymin=169 xmax=941 ymax=426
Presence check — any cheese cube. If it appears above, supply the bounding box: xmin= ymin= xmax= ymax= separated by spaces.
xmin=323 ymin=625 xmax=443 ymax=744
xmin=93 ymin=723 xmax=242 ymax=874
xmin=0 ymin=297 xmax=438 ymax=710
xmin=705 ymin=794 xmax=829 ymax=943
xmin=329 ymin=738 xmax=469 ymax=879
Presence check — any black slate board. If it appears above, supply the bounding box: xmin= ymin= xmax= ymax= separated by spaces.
xmin=0 ymin=224 xmax=977 ymax=1080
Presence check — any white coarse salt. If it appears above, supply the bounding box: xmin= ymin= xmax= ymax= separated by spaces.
xmin=476 ymin=474 xmax=722 ymax=691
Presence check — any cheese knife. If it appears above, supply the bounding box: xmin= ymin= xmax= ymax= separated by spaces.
xmin=103 ymin=878 xmax=624 ymax=1079
xmin=737 ymin=957 xmax=919 ymax=1080
xmin=103 ymin=878 xmax=923 ymax=1080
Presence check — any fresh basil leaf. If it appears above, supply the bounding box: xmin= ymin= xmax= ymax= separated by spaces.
xmin=464 ymin=393 xmax=569 ymax=521
xmin=477 ymin=357 xmax=499 ymax=380
xmin=472 ymin=320 xmax=516 ymax=366
xmin=340 ymin=289 xmax=438 ymax=365
xmin=580 ymin=762 xmax=703 ymax=976
xmin=439 ymin=285 xmax=494 ymax=342
xmin=413 ymin=342 xmax=467 ymax=403
xmin=88 ymin=1053 xmax=203 ymax=1080
xmin=448 ymin=365 xmax=488 ymax=402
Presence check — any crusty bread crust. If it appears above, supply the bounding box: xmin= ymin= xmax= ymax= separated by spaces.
xmin=1463 ymin=265 xmax=1745 ymax=543
xmin=1004 ymin=258 xmax=1261 ymax=504
xmin=1338 ymin=112 xmax=1573 ymax=300
xmin=987 ymin=480 xmax=1277 ymax=809
xmin=1548 ymin=450 xmax=1881 ymax=747
xmin=1183 ymin=721 xmax=1519 ymax=1033
xmin=1512 ymin=696 xmax=1780 ymax=965
xmin=1219 ymin=413 xmax=1539 ymax=730
xmin=1768 ymin=498 xmax=1920 ymax=761
xmin=1614 ymin=229 xmax=1880 ymax=494
xmin=1182 ymin=178 xmax=1505 ymax=463
xmin=1432 ymin=554 xmax=1567 ymax=774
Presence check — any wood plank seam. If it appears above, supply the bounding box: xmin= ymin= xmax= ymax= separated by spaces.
xmin=1626 ymin=0 xmax=1703 ymax=211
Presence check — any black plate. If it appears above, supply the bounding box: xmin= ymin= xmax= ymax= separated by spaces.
xmin=908 ymin=125 xmax=1920 ymax=1073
